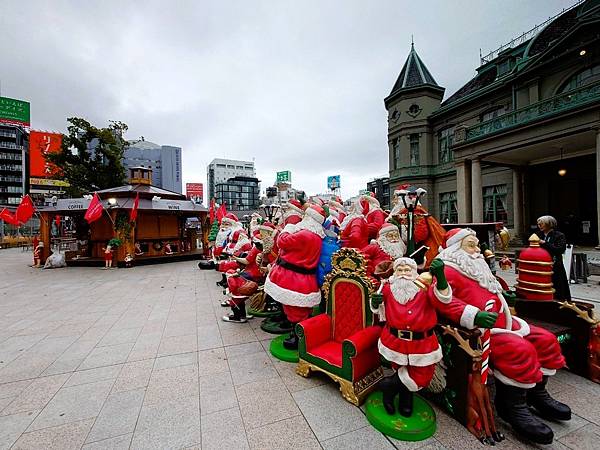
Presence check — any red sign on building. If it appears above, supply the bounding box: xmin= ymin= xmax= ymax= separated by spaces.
xmin=29 ymin=131 xmax=62 ymax=178
xmin=186 ymin=183 xmax=204 ymax=202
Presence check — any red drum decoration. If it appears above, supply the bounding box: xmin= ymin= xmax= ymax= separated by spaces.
xmin=516 ymin=234 xmax=554 ymax=300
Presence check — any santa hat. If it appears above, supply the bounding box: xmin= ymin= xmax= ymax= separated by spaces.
xmin=232 ymin=229 xmax=247 ymax=241
xmin=305 ymin=204 xmax=326 ymax=224
xmin=392 ymin=257 xmax=417 ymax=270
xmin=378 ymin=223 xmax=399 ymax=237
xmin=285 ymin=199 xmax=304 ymax=215
xmin=221 ymin=213 xmax=239 ymax=226
xmin=251 ymin=229 xmax=262 ymax=243
xmin=442 ymin=228 xmax=476 ymax=249
xmin=258 ymin=221 xmax=276 ymax=233
xmin=328 ymin=196 xmax=345 ymax=211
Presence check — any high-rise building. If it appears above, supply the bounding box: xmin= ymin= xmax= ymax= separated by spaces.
xmin=207 ymin=158 xmax=256 ymax=201
xmin=215 ymin=176 xmax=260 ymax=211
xmin=0 ymin=123 xmax=28 ymax=206
xmin=124 ymin=139 xmax=182 ymax=193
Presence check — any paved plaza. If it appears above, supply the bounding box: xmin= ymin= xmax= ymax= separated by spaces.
xmin=0 ymin=248 xmax=599 ymax=450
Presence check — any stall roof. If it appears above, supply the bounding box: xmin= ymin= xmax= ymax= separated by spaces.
xmin=96 ymin=184 xmax=185 ymax=200
xmin=41 ymin=197 xmax=207 ymax=214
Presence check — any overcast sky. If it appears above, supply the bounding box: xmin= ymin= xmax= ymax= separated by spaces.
xmin=1 ymin=0 xmax=575 ymax=200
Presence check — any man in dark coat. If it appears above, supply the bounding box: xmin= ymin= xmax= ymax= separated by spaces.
xmin=536 ymin=215 xmax=571 ymax=301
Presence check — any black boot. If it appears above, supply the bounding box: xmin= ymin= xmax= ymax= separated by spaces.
xmin=495 ymin=379 xmax=554 ymax=445
xmin=379 ymin=374 xmax=402 ymax=415
xmin=527 ymin=376 xmax=571 ymax=421
xmin=198 ymin=260 xmax=215 ymax=270
xmin=397 ymin=381 xmax=414 ymax=417
xmin=283 ymin=326 xmax=299 ymax=350
xmin=216 ymin=273 xmax=227 ymax=287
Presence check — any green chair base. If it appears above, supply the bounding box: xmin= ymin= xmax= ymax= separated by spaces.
xmin=269 ymin=335 xmax=299 ymax=362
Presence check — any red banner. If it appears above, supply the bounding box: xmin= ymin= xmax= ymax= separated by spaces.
xmin=29 ymin=131 xmax=62 ymax=178
xmin=84 ymin=193 xmax=104 ymax=224
xmin=130 ymin=193 xmax=139 ymax=223
xmin=15 ymin=195 xmax=35 ymax=224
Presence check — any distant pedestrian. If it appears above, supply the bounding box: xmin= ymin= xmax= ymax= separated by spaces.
xmin=536 ymin=215 xmax=571 ymax=301
xmin=103 ymin=243 xmax=114 ymax=269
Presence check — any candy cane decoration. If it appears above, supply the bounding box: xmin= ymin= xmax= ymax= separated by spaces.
xmin=480 ymin=299 xmax=495 ymax=385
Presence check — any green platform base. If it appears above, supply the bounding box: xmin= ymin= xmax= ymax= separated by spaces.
xmin=269 ymin=335 xmax=299 ymax=362
xmin=248 ymin=307 xmax=280 ymax=318
xmin=260 ymin=317 xmax=293 ymax=334
xmin=365 ymin=391 xmax=436 ymax=441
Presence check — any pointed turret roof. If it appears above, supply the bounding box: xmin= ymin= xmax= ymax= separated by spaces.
xmin=390 ymin=43 xmax=441 ymax=94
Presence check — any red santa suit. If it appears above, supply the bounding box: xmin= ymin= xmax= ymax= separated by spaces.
xmin=361 ymin=243 xmax=393 ymax=279
xmin=340 ymin=214 xmax=369 ymax=250
xmin=372 ymin=276 xmax=452 ymax=391
xmin=437 ymin=230 xmax=565 ymax=388
xmin=264 ymin=206 xmax=325 ymax=323
xmin=218 ymin=230 xmax=252 ymax=273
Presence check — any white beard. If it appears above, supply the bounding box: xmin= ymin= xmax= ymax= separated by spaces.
xmin=215 ymin=228 xmax=230 ymax=247
xmin=389 ymin=276 xmax=420 ymax=305
xmin=286 ymin=216 xmax=325 ymax=238
xmin=233 ymin=236 xmax=251 ymax=253
xmin=377 ymin=237 xmax=406 ymax=259
xmin=438 ymin=246 xmax=503 ymax=294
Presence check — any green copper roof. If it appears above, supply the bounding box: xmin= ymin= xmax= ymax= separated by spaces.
xmin=389 ymin=44 xmax=440 ymax=95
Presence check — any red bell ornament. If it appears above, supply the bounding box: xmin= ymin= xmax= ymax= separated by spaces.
xmin=516 ymin=234 xmax=554 ymax=300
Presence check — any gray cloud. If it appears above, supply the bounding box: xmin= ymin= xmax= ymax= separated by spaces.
xmin=0 ymin=0 xmax=573 ymax=198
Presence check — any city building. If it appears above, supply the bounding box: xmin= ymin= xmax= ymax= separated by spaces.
xmin=0 ymin=123 xmax=28 ymax=206
xmin=366 ymin=176 xmax=391 ymax=210
xmin=385 ymin=0 xmax=600 ymax=245
xmin=124 ymin=139 xmax=182 ymax=193
xmin=215 ymin=176 xmax=260 ymax=212
xmin=207 ymin=158 xmax=256 ymax=201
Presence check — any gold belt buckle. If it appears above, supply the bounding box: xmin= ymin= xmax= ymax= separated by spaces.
xmin=400 ymin=330 xmax=413 ymax=340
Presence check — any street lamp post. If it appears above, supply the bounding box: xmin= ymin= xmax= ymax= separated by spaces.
xmin=396 ymin=188 xmax=426 ymax=255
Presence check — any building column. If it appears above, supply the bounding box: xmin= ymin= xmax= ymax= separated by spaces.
xmin=456 ymin=160 xmax=472 ymax=223
xmin=512 ymin=168 xmax=523 ymax=237
xmin=471 ymin=158 xmax=483 ymax=222
xmin=596 ymin=130 xmax=600 ymax=248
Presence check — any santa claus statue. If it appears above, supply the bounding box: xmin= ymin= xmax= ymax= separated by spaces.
xmin=264 ymin=203 xmax=325 ymax=349
xmin=328 ymin=196 xmax=347 ymax=223
xmin=361 ymin=223 xmax=406 ymax=281
xmin=370 ymin=257 xmax=451 ymax=416
xmin=213 ymin=213 xmax=241 ymax=259
xmin=360 ymin=192 xmax=386 ymax=240
xmin=216 ymin=228 xmax=252 ymax=287
xmin=340 ymin=198 xmax=369 ymax=250
xmin=281 ymin=199 xmax=304 ymax=226
xmin=437 ymin=228 xmax=570 ymax=445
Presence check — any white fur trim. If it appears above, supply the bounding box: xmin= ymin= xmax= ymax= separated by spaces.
xmin=378 ymin=340 xmax=442 ymax=367
xmin=221 ymin=217 xmax=238 ymax=226
xmin=282 ymin=223 xmax=297 ymax=234
xmin=378 ymin=223 xmax=398 ymax=236
xmin=305 ymin=207 xmax=325 ymax=224
xmin=366 ymin=207 xmax=382 ymax=217
xmin=397 ymin=366 xmax=420 ymax=392
xmin=263 ymin=276 xmax=321 ymax=307
xmin=445 ymin=228 xmax=476 ymax=248
xmin=540 ymin=368 xmax=557 ymax=376
xmin=434 ymin=285 xmax=452 ymax=304
xmin=460 ymin=304 xmax=480 ymax=329
xmin=285 ymin=202 xmax=304 ymax=215
xmin=370 ymin=303 xmax=386 ymax=321
xmin=493 ymin=370 xmax=536 ymax=389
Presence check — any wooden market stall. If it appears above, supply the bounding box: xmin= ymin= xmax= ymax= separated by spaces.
xmin=38 ymin=167 xmax=208 ymax=266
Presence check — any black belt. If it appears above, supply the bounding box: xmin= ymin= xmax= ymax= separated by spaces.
xmin=388 ymin=327 xmax=434 ymax=340
xmin=276 ymin=257 xmax=317 ymax=275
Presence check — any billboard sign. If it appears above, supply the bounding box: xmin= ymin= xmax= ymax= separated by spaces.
xmin=186 ymin=182 xmax=204 ymax=202
xmin=29 ymin=131 xmax=63 ymax=178
xmin=327 ymin=175 xmax=340 ymax=190
xmin=276 ymin=170 xmax=291 ymax=183
xmin=0 ymin=96 xmax=30 ymax=127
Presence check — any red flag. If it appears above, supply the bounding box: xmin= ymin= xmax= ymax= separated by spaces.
xmin=216 ymin=202 xmax=227 ymax=223
xmin=209 ymin=198 xmax=216 ymax=223
xmin=15 ymin=195 xmax=35 ymax=225
xmin=0 ymin=208 xmax=19 ymax=225
xmin=130 ymin=192 xmax=140 ymax=222
xmin=84 ymin=193 xmax=104 ymax=224
xmin=55 ymin=215 xmax=61 ymax=227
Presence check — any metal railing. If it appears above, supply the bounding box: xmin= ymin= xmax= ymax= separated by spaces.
xmin=464 ymin=81 xmax=600 ymax=142
xmin=479 ymin=0 xmax=584 ymax=65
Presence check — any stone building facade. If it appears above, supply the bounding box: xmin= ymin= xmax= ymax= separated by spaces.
xmin=385 ymin=0 xmax=600 ymax=246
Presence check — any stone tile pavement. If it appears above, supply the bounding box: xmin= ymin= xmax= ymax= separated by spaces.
xmin=0 ymin=248 xmax=599 ymax=449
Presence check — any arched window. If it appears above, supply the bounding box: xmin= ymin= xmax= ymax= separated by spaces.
xmin=558 ymin=64 xmax=600 ymax=93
